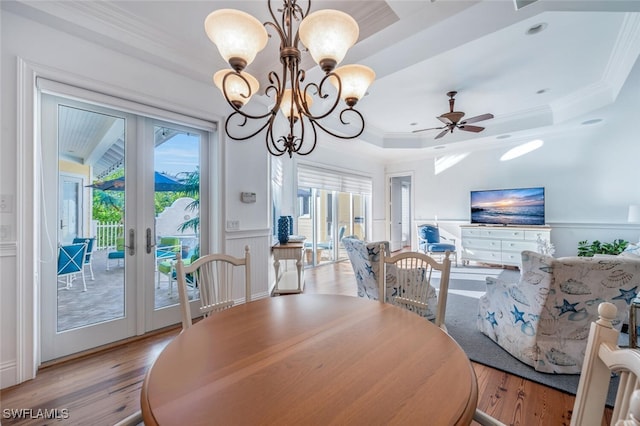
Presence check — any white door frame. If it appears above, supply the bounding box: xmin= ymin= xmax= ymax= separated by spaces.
xmin=15 ymin=58 xmax=219 ymax=384
xmin=386 ymin=172 xmax=414 ymax=252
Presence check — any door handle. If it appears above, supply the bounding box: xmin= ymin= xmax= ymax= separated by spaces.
xmin=146 ymin=228 xmax=155 ymax=254
xmin=124 ymin=228 xmax=135 ymax=256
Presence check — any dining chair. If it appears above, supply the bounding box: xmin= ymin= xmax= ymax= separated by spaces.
xmin=571 ymin=302 xmax=640 ymax=426
xmin=72 ymin=237 xmax=95 ymax=280
xmin=57 ymin=242 xmax=88 ymax=291
xmin=113 ymin=410 xmax=143 ymax=426
xmin=380 ymin=248 xmax=451 ymax=330
xmin=176 ymin=245 xmax=251 ymax=330
xmin=473 ymin=409 xmax=507 ymax=426
xmin=342 ymin=237 xmax=390 ymax=301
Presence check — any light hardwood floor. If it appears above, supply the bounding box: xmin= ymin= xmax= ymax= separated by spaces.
xmin=1 ymin=261 xmax=612 ymax=425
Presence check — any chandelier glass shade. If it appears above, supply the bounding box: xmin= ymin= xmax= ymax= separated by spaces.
xmin=205 ymin=0 xmax=375 ymax=157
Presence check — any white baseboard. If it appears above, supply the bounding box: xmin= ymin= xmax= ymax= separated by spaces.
xmin=1 ymin=360 xmax=17 ymax=389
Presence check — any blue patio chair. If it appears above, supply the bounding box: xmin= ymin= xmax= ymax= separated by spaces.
xmin=417 ymin=224 xmax=458 ymax=266
xmin=72 ymin=237 xmax=95 ymax=280
xmin=107 ymin=237 xmax=125 ymax=270
xmin=57 ymin=242 xmax=88 ymax=291
xmin=158 ymin=245 xmax=198 ymax=296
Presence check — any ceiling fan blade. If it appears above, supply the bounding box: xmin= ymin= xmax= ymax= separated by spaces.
xmin=460 ymin=113 xmax=494 ymax=125
xmin=458 ymin=124 xmax=485 ymax=133
xmin=412 ymin=125 xmax=447 ymax=133
xmin=437 ymin=116 xmax=453 ymax=125
xmin=434 ymin=128 xmax=450 ymax=139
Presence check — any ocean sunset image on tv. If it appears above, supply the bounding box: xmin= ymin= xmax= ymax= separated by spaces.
xmin=471 ymin=187 xmax=545 ymax=226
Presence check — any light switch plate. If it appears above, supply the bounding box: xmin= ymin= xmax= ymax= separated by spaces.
xmin=241 ymin=192 xmax=256 ymax=203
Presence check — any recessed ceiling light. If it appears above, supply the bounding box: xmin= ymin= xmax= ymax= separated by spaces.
xmin=496 ymin=134 xmax=511 ymax=140
xmin=581 ymin=118 xmax=603 ymax=125
xmin=500 ymin=139 xmax=544 ymax=161
xmin=526 ymin=23 xmax=547 ymax=35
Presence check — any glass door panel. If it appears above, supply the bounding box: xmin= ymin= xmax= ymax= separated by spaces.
xmin=335 ymin=191 xmax=352 ymax=261
xmin=153 ymin=125 xmax=201 ymax=310
xmin=41 ymin=96 xmax=135 ymax=361
xmin=298 ymin=187 xmax=370 ymax=266
xmin=353 ymin=194 xmax=367 ymax=240
xmin=58 ymin=175 xmax=82 ymax=244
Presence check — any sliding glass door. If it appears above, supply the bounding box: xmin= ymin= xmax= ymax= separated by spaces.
xmin=297 ymin=166 xmax=371 ymax=267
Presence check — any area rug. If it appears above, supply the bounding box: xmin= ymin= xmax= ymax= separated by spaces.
xmin=439 ymin=266 xmax=621 ymax=406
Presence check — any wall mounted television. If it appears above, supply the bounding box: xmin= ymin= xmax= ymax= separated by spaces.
xmin=470 ymin=187 xmax=545 ymax=226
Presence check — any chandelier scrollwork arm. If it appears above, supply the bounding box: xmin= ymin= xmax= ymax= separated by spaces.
xmin=205 ymin=0 xmax=375 ymax=157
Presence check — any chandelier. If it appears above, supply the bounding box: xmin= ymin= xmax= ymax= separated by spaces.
xmin=205 ymin=1 xmax=376 ymax=157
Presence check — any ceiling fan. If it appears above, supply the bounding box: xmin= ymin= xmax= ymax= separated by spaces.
xmin=413 ymin=91 xmax=494 ymax=139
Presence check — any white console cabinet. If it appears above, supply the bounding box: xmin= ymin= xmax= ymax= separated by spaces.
xmin=460 ymin=225 xmax=551 ymax=267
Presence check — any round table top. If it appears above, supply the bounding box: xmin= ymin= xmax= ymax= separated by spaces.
xmin=141 ymin=294 xmax=478 ymax=425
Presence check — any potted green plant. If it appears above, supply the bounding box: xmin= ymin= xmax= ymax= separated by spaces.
xmin=577 ymin=239 xmax=628 ymax=257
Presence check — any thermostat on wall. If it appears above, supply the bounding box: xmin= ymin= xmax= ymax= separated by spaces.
xmin=241 ymin=192 xmax=256 ymax=203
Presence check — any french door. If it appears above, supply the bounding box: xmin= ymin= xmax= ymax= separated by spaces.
xmin=40 ymin=93 xmax=210 ymax=361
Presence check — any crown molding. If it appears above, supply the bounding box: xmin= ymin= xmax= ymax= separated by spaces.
xmin=6 ymin=1 xmax=213 ymax=84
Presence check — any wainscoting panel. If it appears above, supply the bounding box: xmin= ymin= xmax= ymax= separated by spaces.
xmin=548 ymin=222 xmax=640 ymax=258
xmin=225 ymin=231 xmax=273 ymax=300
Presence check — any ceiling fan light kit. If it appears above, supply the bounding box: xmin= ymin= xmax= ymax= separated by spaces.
xmin=413 ymin=91 xmax=494 ymax=139
xmin=205 ymin=1 xmax=376 ymax=157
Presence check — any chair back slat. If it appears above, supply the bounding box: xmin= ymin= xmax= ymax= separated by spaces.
xmin=380 ymin=248 xmax=451 ymax=330
xmin=176 ymin=245 xmax=251 ymax=330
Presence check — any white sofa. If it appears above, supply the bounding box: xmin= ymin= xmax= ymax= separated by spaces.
xmin=477 ymin=249 xmax=640 ymax=374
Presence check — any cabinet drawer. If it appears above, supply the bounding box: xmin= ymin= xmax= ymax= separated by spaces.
xmin=463 ymin=248 xmax=502 ymax=263
xmin=462 ymin=238 xmax=501 ymax=250
xmin=461 ymin=228 xmax=482 ymax=238
xmin=501 ymin=240 xmax=539 ymax=253
xmin=524 ymin=230 xmax=550 ymax=241
xmin=501 ymin=251 xmax=523 ymax=266
xmin=481 ymin=228 xmax=525 ymax=240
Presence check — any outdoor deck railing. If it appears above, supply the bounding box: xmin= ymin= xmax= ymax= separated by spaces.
xmin=94 ymin=221 xmax=198 ymax=251
xmin=96 ymin=222 xmax=123 ymax=250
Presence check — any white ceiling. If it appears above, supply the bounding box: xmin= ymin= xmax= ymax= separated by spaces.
xmin=4 ymin=0 xmax=640 ymax=162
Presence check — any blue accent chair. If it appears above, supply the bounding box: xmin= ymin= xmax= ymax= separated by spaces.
xmin=417 ymin=224 xmax=458 ymax=266
xmin=72 ymin=237 xmax=95 ymax=280
xmin=57 ymin=242 xmax=88 ymax=291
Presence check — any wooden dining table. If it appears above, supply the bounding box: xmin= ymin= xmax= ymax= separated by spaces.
xmin=140 ymin=294 xmax=478 ymax=425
